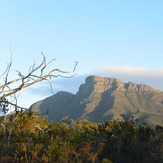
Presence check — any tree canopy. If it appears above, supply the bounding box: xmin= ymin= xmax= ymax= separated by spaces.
xmin=0 ymin=111 xmax=162 ymax=163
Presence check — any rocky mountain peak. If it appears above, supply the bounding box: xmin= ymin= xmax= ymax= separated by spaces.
xmin=31 ymin=75 xmax=163 ymax=127
xmin=84 ymin=76 xmax=159 ymax=93
xmin=124 ymin=81 xmax=159 ymax=93
xmin=78 ymin=75 xmax=125 ymax=95
xmin=85 ymin=75 xmax=122 ymax=85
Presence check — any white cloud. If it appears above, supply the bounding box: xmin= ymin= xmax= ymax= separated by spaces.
xmin=96 ymin=65 xmax=163 ymax=91
xmin=99 ymin=65 xmax=163 ymax=77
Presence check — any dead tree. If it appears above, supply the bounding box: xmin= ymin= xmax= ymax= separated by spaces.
xmin=0 ymin=53 xmax=77 ymax=114
xmin=0 ymin=52 xmax=77 ymax=147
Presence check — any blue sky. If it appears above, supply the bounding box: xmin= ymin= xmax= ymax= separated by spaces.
xmin=0 ymin=1 xmax=163 ymax=108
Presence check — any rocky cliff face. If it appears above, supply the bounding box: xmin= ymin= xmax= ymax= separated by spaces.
xmin=31 ymin=76 xmax=163 ymax=127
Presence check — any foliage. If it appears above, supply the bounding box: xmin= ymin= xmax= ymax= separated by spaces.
xmin=0 ymin=111 xmax=162 ymax=163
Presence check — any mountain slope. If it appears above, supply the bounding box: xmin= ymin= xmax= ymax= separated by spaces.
xmin=31 ymin=76 xmax=163 ymax=127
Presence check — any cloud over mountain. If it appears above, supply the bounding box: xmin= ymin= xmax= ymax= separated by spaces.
xmin=22 ymin=65 xmax=163 ymax=108
xmin=97 ymin=65 xmax=163 ymax=91
xmin=29 ymin=66 xmax=163 ymax=97
xmin=99 ymin=65 xmax=163 ymax=77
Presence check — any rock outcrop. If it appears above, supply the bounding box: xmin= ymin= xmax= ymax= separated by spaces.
xmin=31 ymin=76 xmax=163 ymax=127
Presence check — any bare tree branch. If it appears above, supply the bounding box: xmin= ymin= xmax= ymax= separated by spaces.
xmin=0 ymin=53 xmax=77 ymax=103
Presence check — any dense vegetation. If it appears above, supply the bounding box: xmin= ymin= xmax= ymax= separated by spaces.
xmin=0 ymin=111 xmax=162 ymax=163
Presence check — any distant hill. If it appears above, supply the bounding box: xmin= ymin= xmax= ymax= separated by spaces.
xmin=31 ymin=76 xmax=163 ymax=127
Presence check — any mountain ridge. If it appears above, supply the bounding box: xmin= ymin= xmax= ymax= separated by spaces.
xmin=31 ymin=76 xmax=163 ymax=127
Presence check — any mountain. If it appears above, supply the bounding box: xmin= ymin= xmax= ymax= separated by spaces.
xmin=31 ymin=76 xmax=163 ymax=127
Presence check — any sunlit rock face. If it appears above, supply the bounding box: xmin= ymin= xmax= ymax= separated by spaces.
xmin=31 ymin=75 xmax=163 ymax=128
